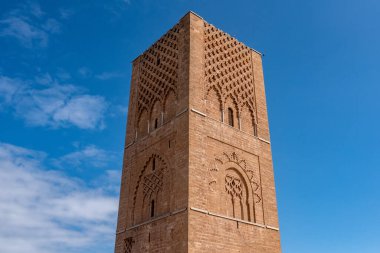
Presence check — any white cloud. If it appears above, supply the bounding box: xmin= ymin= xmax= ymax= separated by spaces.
xmin=0 ymin=142 xmax=118 ymax=253
xmin=0 ymin=75 xmax=108 ymax=129
xmin=0 ymin=16 xmax=49 ymax=47
xmin=0 ymin=3 xmax=60 ymax=48
xmin=102 ymin=169 xmax=122 ymax=193
xmin=54 ymin=145 xmax=114 ymax=169
xmin=52 ymin=95 xmax=107 ymax=129
xmin=35 ymin=73 xmax=54 ymax=85
xmin=0 ymin=76 xmax=24 ymax=106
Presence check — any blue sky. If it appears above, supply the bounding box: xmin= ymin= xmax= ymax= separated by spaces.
xmin=0 ymin=0 xmax=379 ymax=253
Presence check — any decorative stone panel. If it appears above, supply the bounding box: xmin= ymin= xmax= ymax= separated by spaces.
xmin=204 ymin=22 xmax=257 ymax=133
xmin=136 ymin=24 xmax=180 ymax=124
xmin=208 ymin=151 xmax=263 ymax=223
xmin=132 ymin=154 xmax=170 ymax=224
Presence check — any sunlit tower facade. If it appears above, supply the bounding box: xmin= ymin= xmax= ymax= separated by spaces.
xmin=115 ymin=12 xmax=281 ymax=253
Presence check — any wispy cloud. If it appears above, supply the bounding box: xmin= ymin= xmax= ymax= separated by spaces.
xmin=115 ymin=104 xmax=128 ymax=114
xmin=59 ymin=8 xmax=75 ymax=20
xmin=54 ymin=145 xmax=114 ymax=169
xmin=0 ymin=76 xmax=23 ymax=106
xmin=102 ymin=0 xmax=132 ymax=20
xmin=78 ymin=67 xmax=92 ymax=78
xmin=56 ymin=68 xmax=72 ymax=80
xmin=0 ymin=2 xmax=60 ymax=48
xmin=95 ymin=71 xmax=125 ymax=80
xmin=0 ymin=17 xmax=49 ymax=47
xmin=79 ymin=69 xmax=125 ymax=81
xmin=42 ymin=18 xmax=61 ymax=33
xmin=52 ymin=95 xmax=107 ymax=129
xmin=24 ymin=1 xmax=45 ymax=18
xmin=0 ymin=75 xmax=108 ymax=129
xmin=0 ymin=142 xmax=118 ymax=253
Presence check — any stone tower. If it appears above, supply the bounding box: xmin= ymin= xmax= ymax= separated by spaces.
xmin=114 ymin=12 xmax=281 ymax=253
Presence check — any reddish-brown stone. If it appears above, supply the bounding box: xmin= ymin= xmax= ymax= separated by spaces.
xmin=115 ymin=11 xmax=281 ymax=253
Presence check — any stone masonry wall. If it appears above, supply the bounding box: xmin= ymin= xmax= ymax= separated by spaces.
xmin=187 ymin=12 xmax=281 ymax=253
xmin=115 ymin=12 xmax=281 ymax=253
xmin=114 ymin=14 xmax=190 ymax=253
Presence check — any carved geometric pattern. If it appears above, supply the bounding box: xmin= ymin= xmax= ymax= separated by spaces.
xmin=133 ymin=154 xmax=167 ymax=209
xmin=137 ymin=24 xmax=180 ymax=119
xmin=204 ymin=22 xmax=256 ymax=113
xmin=225 ymin=174 xmax=243 ymax=199
xmin=143 ymin=169 xmax=164 ymax=200
xmin=209 ymin=151 xmax=261 ymax=203
xmin=124 ymin=237 xmax=133 ymax=253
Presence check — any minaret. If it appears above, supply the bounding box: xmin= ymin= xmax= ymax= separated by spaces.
xmin=115 ymin=11 xmax=281 ymax=253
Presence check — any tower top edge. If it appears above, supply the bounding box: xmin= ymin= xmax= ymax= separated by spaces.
xmin=131 ymin=11 xmax=262 ymax=63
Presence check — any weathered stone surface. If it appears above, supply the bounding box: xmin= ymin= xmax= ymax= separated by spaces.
xmin=115 ymin=11 xmax=281 ymax=253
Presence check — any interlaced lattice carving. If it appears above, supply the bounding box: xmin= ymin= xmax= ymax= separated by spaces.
xmin=143 ymin=169 xmax=164 ymax=200
xmin=133 ymin=154 xmax=167 ymax=210
xmin=225 ymin=174 xmax=243 ymax=199
xmin=124 ymin=237 xmax=133 ymax=253
xmin=204 ymin=22 xmax=256 ymax=114
xmin=209 ymin=151 xmax=261 ymax=203
xmin=137 ymin=24 xmax=180 ymax=119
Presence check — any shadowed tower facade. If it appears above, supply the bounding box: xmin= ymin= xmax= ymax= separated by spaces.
xmin=114 ymin=12 xmax=281 ymax=253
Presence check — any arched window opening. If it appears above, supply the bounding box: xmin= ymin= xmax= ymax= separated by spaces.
xmin=224 ymin=168 xmax=252 ymax=222
xmin=133 ymin=154 xmax=171 ymax=224
xmin=150 ymin=101 xmax=162 ymax=132
xmin=150 ymin=200 xmax=155 ymax=218
xmin=228 ymin=107 xmax=234 ymax=127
